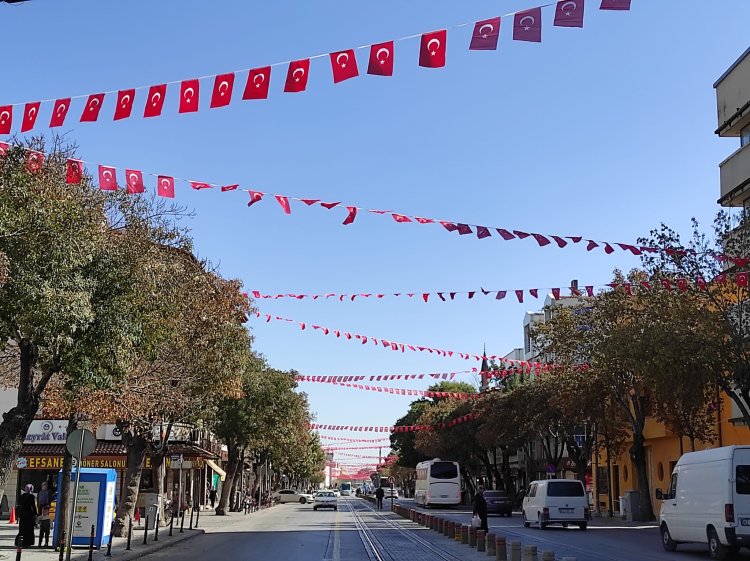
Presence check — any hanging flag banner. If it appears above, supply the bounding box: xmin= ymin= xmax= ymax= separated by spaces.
xmin=297 ymin=371 xmax=466 ymax=383
xmin=318 ymin=435 xmax=391 ymax=443
xmin=297 ymin=377 xmax=478 ymax=400
xmin=0 ymin=1 xmax=633 ymax=135
xmin=308 ymin=413 xmax=477 ymax=433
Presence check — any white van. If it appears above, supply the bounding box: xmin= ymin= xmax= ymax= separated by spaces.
xmin=522 ymin=479 xmax=590 ymax=530
xmin=657 ymin=446 xmax=750 ymax=560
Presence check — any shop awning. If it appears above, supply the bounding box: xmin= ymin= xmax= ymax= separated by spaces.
xmin=206 ymin=459 xmax=226 ymax=481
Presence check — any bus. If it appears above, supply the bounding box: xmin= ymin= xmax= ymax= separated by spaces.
xmin=340 ymin=481 xmax=352 ymax=496
xmin=415 ymin=458 xmax=461 ymax=507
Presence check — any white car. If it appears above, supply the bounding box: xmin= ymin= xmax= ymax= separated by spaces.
xmin=272 ymin=489 xmax=315 ymax=504
xmin=332 ymin=489 xmax=341 ymax=497
xmin=314 ymin=491 xmax=338 ymax=511
xmin=385 ymin=487 xmax=399 ymax=499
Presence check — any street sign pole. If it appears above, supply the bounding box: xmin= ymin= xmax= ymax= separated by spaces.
xmin=65 ymin=430 xmax=85 ymax=561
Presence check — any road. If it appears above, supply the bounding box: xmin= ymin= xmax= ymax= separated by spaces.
xmin=139 ymin=496 xmax=750 ymax=561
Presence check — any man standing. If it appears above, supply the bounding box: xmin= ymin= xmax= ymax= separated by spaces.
xmin=375 ymin=486 xmax=385 ymax=510
xmin=473 ymin=485 xmax=488 ymax=533
xmin=209 ymin=486 xmax=217 ymax=509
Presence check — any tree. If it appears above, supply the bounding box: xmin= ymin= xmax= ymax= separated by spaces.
xmin=0 ymin=139 xmax=187 ymax=500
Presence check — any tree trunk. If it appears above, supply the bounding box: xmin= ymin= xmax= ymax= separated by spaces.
xmin=605 ymin=433 xmax=614 ymax=518
xmin=229 ymin=461 xmax=241 ymax=512
xmin=630 ymin=430 xmax=654 ymax=521
xmin=0 ymin=340 xmax=44 ymax=500
xmin=55 ymin=415 xmax=77 ymax=550
xmin=216 ymin=442 xmax=240 ymax=515
xmin=113 ymin=432 xmax=147 ymax=537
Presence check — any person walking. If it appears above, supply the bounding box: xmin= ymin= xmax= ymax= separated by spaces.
xmin=473 ymin=485 xmax=488 ymax=534
xmin=209 ymin=486 xmax=217 ymax=509
xmin=17 ymin=484 xmax=37 ymax=548
xmin=375 ymin=486 xmax=385 ymax=510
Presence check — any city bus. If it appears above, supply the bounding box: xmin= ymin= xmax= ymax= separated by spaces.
xmin=340 ymin=481 xmax=352 ymax=496
xmin=415 ymin=458 xmax=461 ymax=507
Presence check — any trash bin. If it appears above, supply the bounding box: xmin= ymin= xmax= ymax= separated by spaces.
xmin=619 ymin=494 xmax=628 ymax=518
xmin=625 ymin=490 xmax=641 ymax=522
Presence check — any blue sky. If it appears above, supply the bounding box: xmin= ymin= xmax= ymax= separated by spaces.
xmin=3 ymin=1 xmax=749 ymax=467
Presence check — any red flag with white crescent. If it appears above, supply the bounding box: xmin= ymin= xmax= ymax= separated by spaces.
xmin=368 ymin=41 xmax=394 ymax=76
xmin=80 ymin=93 xmax=105 ymax=122
xmin=248 ymin=191 xmax=264 ymax=206
xmin=98 ymin=165 xmax=117 ymax=191
xmin=284 ymin=60 xmax=310 ymax=93
xmin=210 ymin=73 xmax=235 ymax=108
xmin=125 ymin=169 xmax=144 ymax=194
xmin=144 ymin=84 xmax=167 ymax=118
xmin=343 ymin=206 xmax=358 ymax=225
xmin=513 ymin=8 xmax=542 ymax=42
xmin=600 ymin=0 xmax=630 ymax=9
xmin=157 ymin=176 xmax=175 ymax=198
xmin=0 ymin=142 xmax=8 ymax=157
xmin=419 ymin=30 xmax=447 ymax=68
xmin=0 ymin=105 xmax=12 ymax=134
xmin=243 ymin=67 xmax=271 ymax=100
xmin=469 ymin=17 xmax=501 ymax=50
xmin=49 ymin=98 xmax=71 ymax=128
xmin=25 ymin=151 xmax=44 ymax=174
xmin=21 ymin=102 xmax=41 ymax=133
xmin=275 ymin=195 xmax=291 ymax=214
xmin=114 ymin=89 xmax=136 ymax=121
xmin=179 ymin=79 xmax=200 ymax=113
xmin=330 ymin=49 xmax=359 ymax=83
xmin=66 ymin=159 xmax=83 ymax=185
xmin=554 ymin=0 xmax=585 ymax=27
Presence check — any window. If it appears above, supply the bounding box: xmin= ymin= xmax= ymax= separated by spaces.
xmin=528 ymin=484 xmax=537 ymax=498
xmin=431 ymin=462 xmax=458 ymax=479
xmin=547 ymin=481 xmax=585 ymax=497
xmin=736 ymin=466 xmax=750 ymax=495
xmin=667 ymin=472 xmax=678 ymax=499
xmin=596 ymin=467 xmax=610 ymax=495
xmin=658 ymin=462 xmax=665 ymax=482
xmin=742 ymin=124 xmax=750 ymax=148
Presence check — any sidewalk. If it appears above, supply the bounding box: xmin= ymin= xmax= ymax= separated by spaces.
xmin=0 ymin=506 xmax=276 ymax=561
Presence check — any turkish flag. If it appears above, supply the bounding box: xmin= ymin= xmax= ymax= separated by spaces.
xmin=343 ymin=206 xmax=357 ymax=225
xmin=26 ymin=151 xmax=44 ymax=174
xmin=179 ymin=79 xmax=200 ymax=113
xmin=554 ymin=1 xmax=585 ymax=27
xmin=330 ymin=49 xmax=359 ymax=83
xmin=80 ymin=93 xmax=105 ymax=122
xmin=210 ymin=73 xmax=235 ymax=108
xmin=98 ymin=165 xmax=117 ymax=191
xmin=284 ymin=59 xmax=310 ymax=93
xmin=221 ymin=184 xmax=238 ymax=192
xmin=21 ymin=102 xmax=41 ymax=133
xmin=600 ymin=0 xmax=630 ymax=9
xmin=469 ymin=17 xmax=501 ymax=50
xmin=144 ymin=84 xmax=167 ymax=118
xmin=368 ymin=41 xmax=394 ymax=76
xmin=190 ymin=181 xmax=212 ymax=190
xmin=419 ymin=30 xmax=447 ymax=68
xmin=738 ymin=272 xmax=749 ymax=287
xmin=514 ymin=8 xmax=542 ymax=42
xmin=275 ymin=195 xmax=291 ymax=214
xmin=0 ymin=106 xmax=12 ymax=134
xmin=243 ymin=67 xmax=271 ymax=100
xmin=125 ymin=169 xmax=144 ymax=194
xmin=0 ymin=142 xmax=8 ymax=157
xmin=157 ymin=175 xmax=175 ymax=198
xmin=248 ymin=191 xmax=264 ymax=206
xmin=49 ymin=98 xmax=71 ymax=127
xmin=114 ymin=89 xmax=135 ymax=121
xmin=66 ymin=159 xmax=83 ymax=184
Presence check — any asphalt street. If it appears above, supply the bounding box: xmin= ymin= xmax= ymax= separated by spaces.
xmin=137 ymin=496 xmax=750 ymax=561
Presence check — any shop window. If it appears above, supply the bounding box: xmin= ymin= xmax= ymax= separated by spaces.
xmin=623 ymin=465 xmax=629 ymax=483
xmin=596 ymin=467 xmax=610 ymax=495
xmin=657 ymin=462 xmax=664 ymax=482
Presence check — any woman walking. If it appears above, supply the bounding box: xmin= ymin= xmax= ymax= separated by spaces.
xmin=17 ymin=484 xmax=37 ymax=548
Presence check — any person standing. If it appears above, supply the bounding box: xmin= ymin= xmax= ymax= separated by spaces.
xmin=375 ymin=486 xmax=385 ymax=510
xmin=17 ymin=484 xmax=37 ymax=548
xmin=473 ymin=485 xmax=488 ymax=534
xmin=209 ymin=486 xmax=217 ymax=509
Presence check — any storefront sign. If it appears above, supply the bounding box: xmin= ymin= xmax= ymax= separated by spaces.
xmin=24 ymin=420 xmax=68 ymax=444
xmin=16 ymin=456 xmax=128 ymax=470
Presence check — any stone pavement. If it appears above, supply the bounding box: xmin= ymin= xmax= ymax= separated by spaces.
xmin=0 ymin=506 xmax=276 ymax=561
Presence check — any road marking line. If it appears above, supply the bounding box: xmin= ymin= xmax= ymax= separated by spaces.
xmin=333 ymin=506 xmax=341 ymax=561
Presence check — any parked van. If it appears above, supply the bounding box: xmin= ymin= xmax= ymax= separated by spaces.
xmin=657 ymin=446 xmax=750 ymax=560
xmin=522 ymin=479 xmax=590 ymax=530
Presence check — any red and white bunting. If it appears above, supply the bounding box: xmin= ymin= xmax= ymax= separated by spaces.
xmin=308 ymin=414 xmax=477 ymax=433
xmin=297 ymin=371 xmax=465 ymax=383
xmin=297 ymin=377 xmax=477 ymax=399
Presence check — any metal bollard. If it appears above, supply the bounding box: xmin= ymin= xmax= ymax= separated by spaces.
xmin=541 ymin=552 xmax=555 ymax=561
xmin=189 ymin=507 xmax=194 ymax=530
xmin=154 ymin=513 xmax=160 ymax=542
xmin=469 ymin=526 xmax=478 ymax=547
xmin=522 ymin=544 xmax=537 ymax=561
xmin=495 ymin=535 xmax=507 ymax=560
xmin=126 ymin=517 xmax=133 ymax=551
xmin=58 ymin=530 xmax=66 ymax=561
xmin=195 ymin=505 xmax=200 ymax=529
xmin=438 ymin=518 xmax=444 ymax=533
xmin=106 ymin=523 xmax=114 ymax=556
xmin=461 ymin=524 xmax=470 ymax=545
xmin=143 ymin=516 xmax=149 ymax=545
xmin=487 ymin=532 xmax=496 ymax=556
xmin=509 ymin=540 xmax=521 ymax=561
xmin=455 ymin=522 xmax=462 ymax=542
xmin=179 ymin=511 xmax=185 ymax=533
xmin=15 ymin=546 xmax=21 ymax=561
xmin=169 ymin=512 xmax=175 ymax=536
xmin=477 ymin=530 xmax=486 ymax=552
xmin=444 ymin=520 xmax=452 ymax=537
xmin=88 ymin=525 xmax=95 ymax=561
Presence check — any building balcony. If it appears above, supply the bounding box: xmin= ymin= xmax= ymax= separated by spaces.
xmin=719 ymin=142 xmax=750 ymax=206
xmin=715 ymin=47 xmax=750 ymax=138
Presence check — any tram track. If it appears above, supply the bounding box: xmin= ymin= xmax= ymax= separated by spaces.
xmin=346 ymin=498 xmax=466 ymax=561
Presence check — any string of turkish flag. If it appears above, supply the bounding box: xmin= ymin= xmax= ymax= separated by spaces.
xmin=324 ymin=445 xmax=393 ymax=451
xmin=318 ymin=435 xmax=391 ymax=443
xmin=9 ymin=141 xmax=750 ymax=268
xmin=297 ymin=372 xmax=463 ymax=383
xmin=298 ymin=377 xmax=477 ymax=400
xmin=309 ymin=413 xmax=477 ymax=432
xmin=252 ymin=310 xmax=550 ymax=369
xmin=0 ymin=1 xmax=631 ymax=136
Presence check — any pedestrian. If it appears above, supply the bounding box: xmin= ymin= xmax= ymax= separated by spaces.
xmin=37 ymin=481 xmax=50 ymax=511
xmin=375 ymin=486 xmax=385 ymax=510
xmin=473 ymin=485 xmax=488 ymax=534
xmin=17 ymin=484 xmax=37 ymax=548
xmin=254 ymin=488 xmax=260 ymax=510
xmin=209 ymin=486 xmax=217 ymax=509
xmin=243 ymin=490 xmax=252 ymax=514
xmin=38 ymin=506 xmax=50 ymax=548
